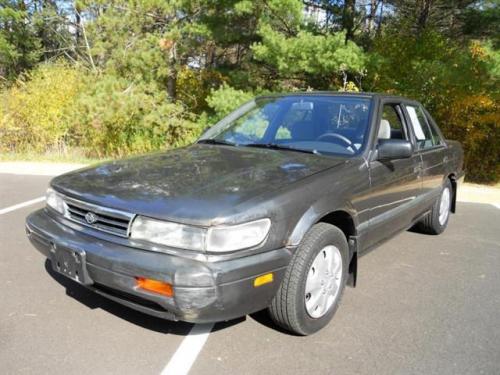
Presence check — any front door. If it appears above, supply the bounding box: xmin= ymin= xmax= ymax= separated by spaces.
xmin=364 ymin=102 xmax=422 ymax=250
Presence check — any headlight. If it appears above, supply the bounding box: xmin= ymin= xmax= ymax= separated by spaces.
xmin=130 ymin=216 xmax=206 ymax=251
xmin=46 ymin=188 xmax=66 ymax=214
xmin=130 ymin=216 xmax=270 ymax=253
xmin=206 ymin=219 xmax=271 ymax=252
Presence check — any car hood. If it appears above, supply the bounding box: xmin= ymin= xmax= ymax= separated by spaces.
xmin=52 ymin=144 xmax=346 ymax=224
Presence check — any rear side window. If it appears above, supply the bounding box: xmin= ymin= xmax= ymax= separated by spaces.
xmin=424 ymin=112 xmax=443 ymax=146
xmin=405 ymin=105 xmax=438 ymax=150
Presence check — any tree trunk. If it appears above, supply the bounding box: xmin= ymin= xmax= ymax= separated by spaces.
xmin=75 ymin=4 xmax=81 ymax=46
xmin=342 ymin=0 xmax=356 ymax=43
xmin=166 ymin=43 xmax=177 ymax=101
xmin=368 ymin=0 xmax=378 ymax=33
xmin=417 ymin=0 xmax=433 ymax=34
xmin=167 ymin=71 xmax=177 ymax=101
xmin=377 ymin=0 xmax=384 ymax=34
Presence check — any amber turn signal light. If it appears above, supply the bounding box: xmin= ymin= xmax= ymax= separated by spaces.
xmin=135 ymin=277 xmax=174 ymax=297
xmin=254 ymin=272 xmax=273 ymax=287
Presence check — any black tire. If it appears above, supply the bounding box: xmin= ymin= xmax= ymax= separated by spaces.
xmin=269 ymin=223 xmax=349 ymax=336
xmin=415 ymin=179 xmax=452 ymax=235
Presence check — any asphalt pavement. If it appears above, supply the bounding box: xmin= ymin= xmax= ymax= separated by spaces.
xmin=1 ymin=173 xmax=499 ymax=375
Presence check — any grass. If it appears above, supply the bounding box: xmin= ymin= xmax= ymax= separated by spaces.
xmin=0 ymin=151 xmax=106 ymax=165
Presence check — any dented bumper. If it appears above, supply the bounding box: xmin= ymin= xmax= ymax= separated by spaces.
xmin=25 ymin=209 xmax=291 ymax=323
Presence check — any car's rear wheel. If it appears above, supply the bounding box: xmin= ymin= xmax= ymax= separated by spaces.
xmin=269 ymin=223 xmax=348 ymax=335
xmin=415 ymin=179 xmax=452 ymax=235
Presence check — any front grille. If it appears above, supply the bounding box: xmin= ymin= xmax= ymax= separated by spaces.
xmin=63 ymin=196 xmax=134 ymax=237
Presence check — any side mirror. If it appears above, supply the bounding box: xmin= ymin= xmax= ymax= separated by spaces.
xmin=377 ymin=139 xmax=413 ymax=160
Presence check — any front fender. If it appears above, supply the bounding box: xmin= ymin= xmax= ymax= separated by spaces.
xmin=286 ymin=198 xmax=358 ymax=247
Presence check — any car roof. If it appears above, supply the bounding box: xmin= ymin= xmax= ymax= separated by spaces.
xmin=255 ymin=91 xmax=418 ymax=103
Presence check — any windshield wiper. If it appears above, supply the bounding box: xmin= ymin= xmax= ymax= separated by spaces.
xmin=245 ymin=143 xmax=319 ymax=155
xmin=197 ymin=139 xmax=236 ymax=147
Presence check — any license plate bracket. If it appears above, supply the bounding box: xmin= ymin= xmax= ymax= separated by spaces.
xmin=50 ymin=245 xmax=92 ymax=285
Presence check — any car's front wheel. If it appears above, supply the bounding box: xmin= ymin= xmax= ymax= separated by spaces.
xmin=269 ymin=223 xmax=348 ymax=335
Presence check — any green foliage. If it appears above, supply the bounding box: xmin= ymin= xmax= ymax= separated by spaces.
xmin=0 ymin=1 xmax=41 ymax=80
xmin=385 ymin=0 xmax=478 ymax=37
xmin=461 ymin=0 xmax=500 ymax=47
xmin=480 ymin=41 xmax=500 ymax=79
xmin=68 ymin=74 xmax=203 ymax=157
xmin=252 ymin=26 xmax=366 ymax=79
xmin=80 ymin=1 xmax=173 ymax=81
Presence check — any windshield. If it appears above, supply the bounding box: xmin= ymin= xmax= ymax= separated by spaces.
xmin=200 ymin=95 xmax=372 ymax=156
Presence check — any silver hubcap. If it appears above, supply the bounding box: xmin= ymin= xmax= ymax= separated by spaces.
xmin=439 ymin=187 xmax=451 ymax=225
xmin=305 ymin=245 xmax=342 ymax=319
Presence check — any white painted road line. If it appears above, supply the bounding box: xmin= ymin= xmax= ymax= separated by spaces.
xmin=0 ymin=197 xmax=45 ymax=215
xmin=161 ymin=323 xmax=214 ymax=375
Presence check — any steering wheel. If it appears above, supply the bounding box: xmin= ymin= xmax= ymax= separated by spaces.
xmin=316 ymin=133 xmax=353 ymax=148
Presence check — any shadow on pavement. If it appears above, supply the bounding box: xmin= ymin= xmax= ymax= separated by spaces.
xmin=249 ymin=309 xmax=295 ymax=335
xmin=44 ymin=259 xmax=242 ymax=335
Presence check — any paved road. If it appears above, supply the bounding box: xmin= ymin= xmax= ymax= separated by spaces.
xmin=1 ymin=173 xmax=499 ymax=375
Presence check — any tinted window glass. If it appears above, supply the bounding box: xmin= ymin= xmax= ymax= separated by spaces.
xmin=406 ymin=105 xmax=435 ymax=149
xmin=275 ymin=102 xmax=313 ymax=140
xmin=203 ymin=96 xmax=372 ymax=156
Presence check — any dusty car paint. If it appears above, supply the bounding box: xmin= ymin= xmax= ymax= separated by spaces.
xmin=50 ymin=145 xmax=346 ymax=226
xmin=25 ymin=92 xmax=465 ymax=323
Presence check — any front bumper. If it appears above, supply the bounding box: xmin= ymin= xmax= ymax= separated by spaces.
xmin=26 ymin=209 xmax=291 ymax=323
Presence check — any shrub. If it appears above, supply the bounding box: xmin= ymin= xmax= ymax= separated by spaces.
xmin=0 ymin=63 xmax=83 ymax=153
xmin=0 ymin=63 xmax=204 ymax=158
xmin=438 ymin=94 xmax=499 ymax=183
xmin=176 ymin=67 xmax=227 ymax=114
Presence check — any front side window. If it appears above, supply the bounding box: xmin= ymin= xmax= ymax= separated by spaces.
xmin=201 ymin=96 xmax=372 ymax=156
xmin=406 ymin=105 xmax=437 ymax=150
xmin=378 ymin=104 xmax=407 ymax=141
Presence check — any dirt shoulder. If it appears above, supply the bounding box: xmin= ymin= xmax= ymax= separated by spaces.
xmin=0 ymin=161 xmax=88 ymax=176
xmin=457 ymin=182 xmax=500 ymax=206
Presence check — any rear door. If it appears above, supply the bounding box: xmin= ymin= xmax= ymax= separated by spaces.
xmin=364 ymin=100 xmax=423 ymax=249
xmin=404 ymin=104 xmax=446 ymax=208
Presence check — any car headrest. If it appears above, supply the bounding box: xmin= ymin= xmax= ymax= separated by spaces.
xmin=378 ymin=119 xmax=391 ymax=139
